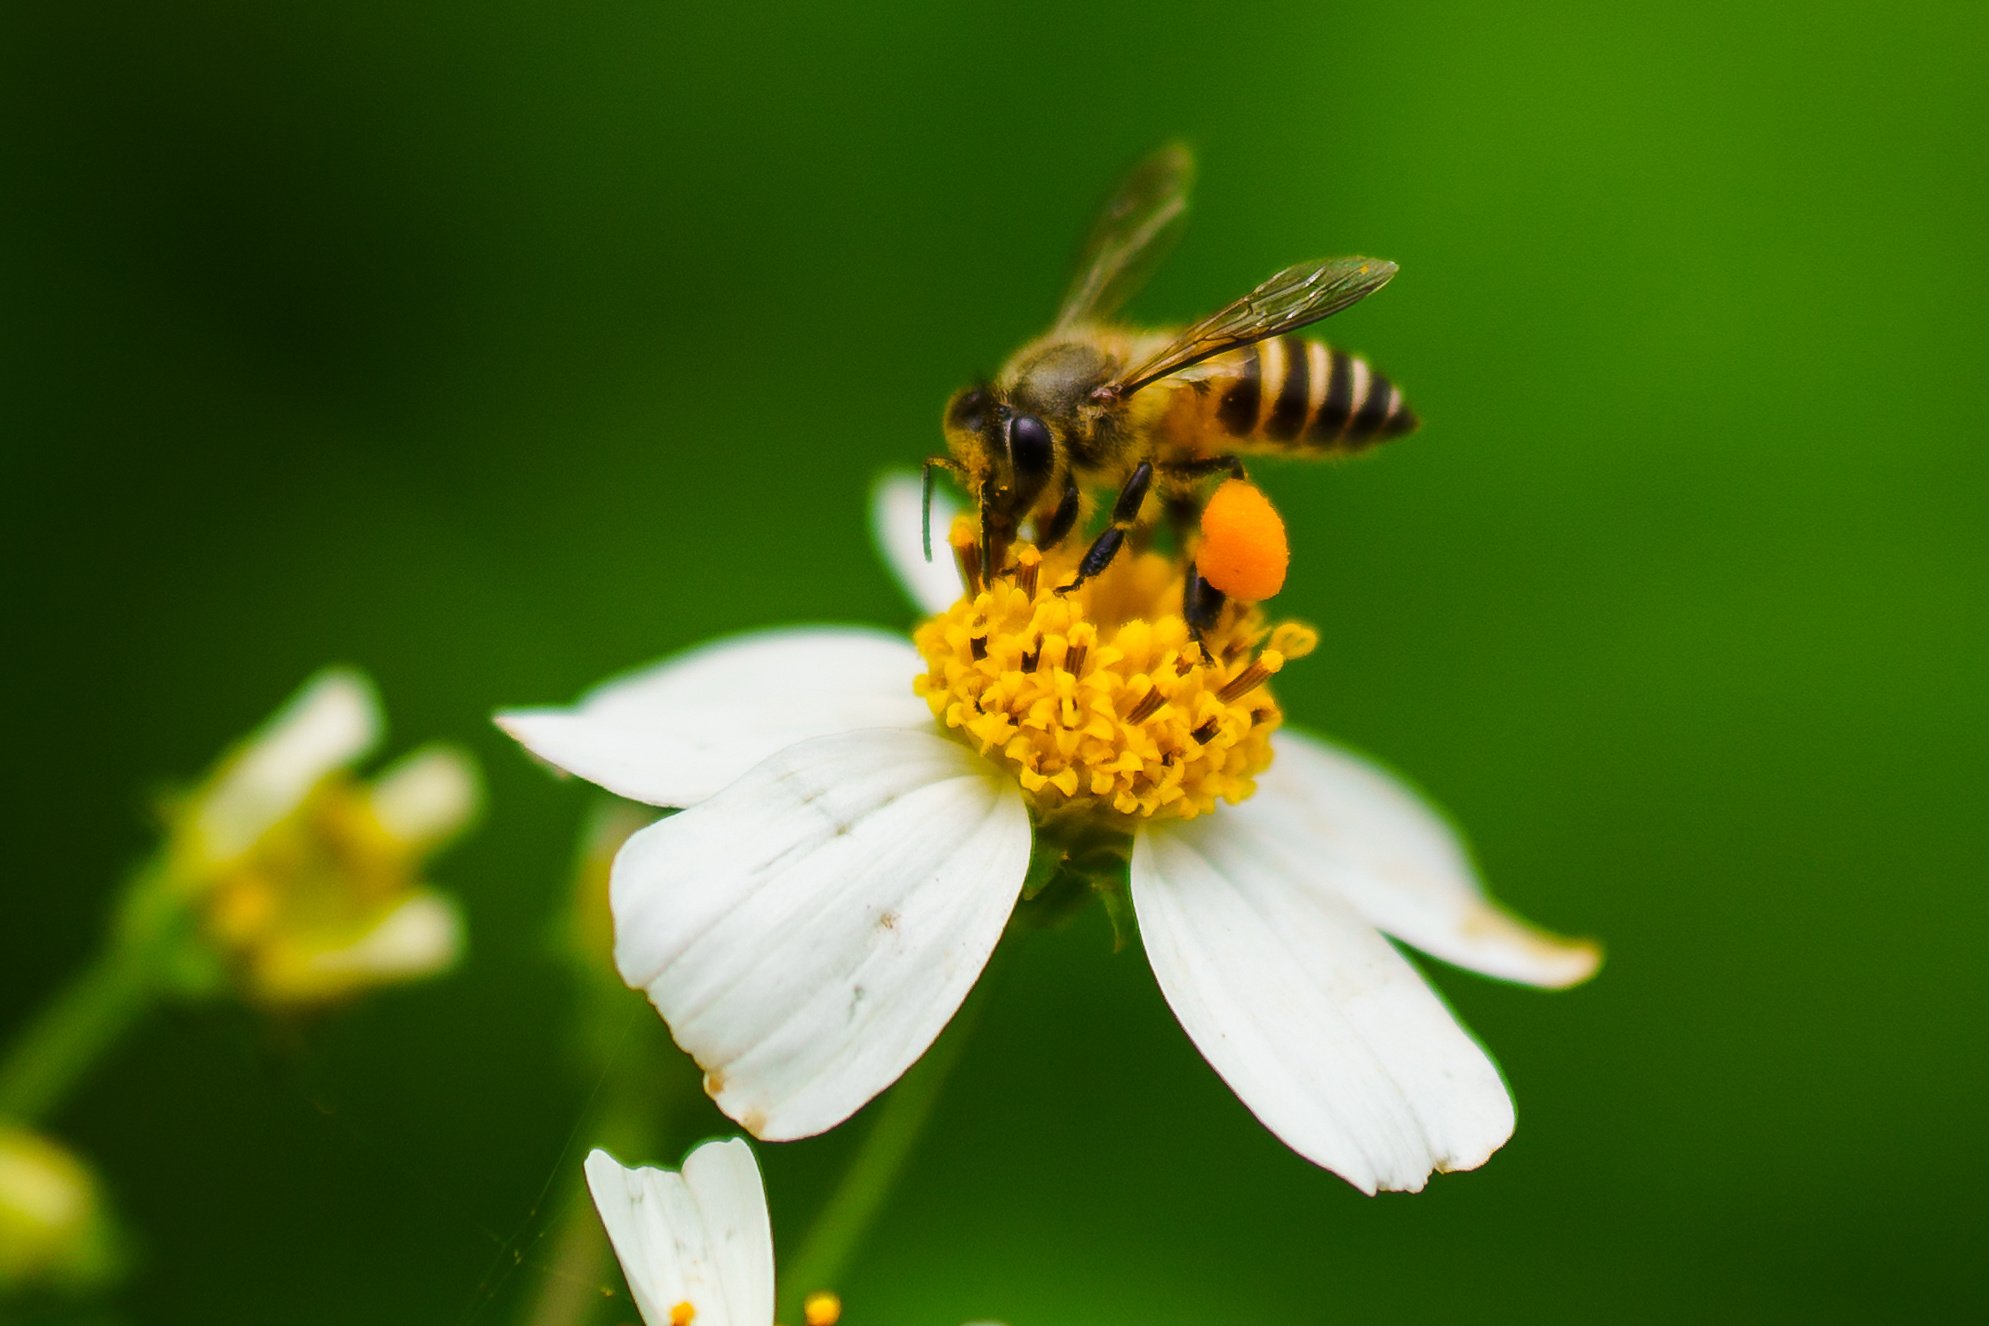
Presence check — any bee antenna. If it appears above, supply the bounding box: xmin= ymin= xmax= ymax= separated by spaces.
xmin=920 ymin=457 xmax=964 ymax=562
xmin=921 ymin=460 xmax=936 ymax=562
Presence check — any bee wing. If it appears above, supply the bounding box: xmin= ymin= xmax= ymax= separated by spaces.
xmin=1052 ymin=142 xmax=1196 ymax=329
xmin=1106 ymin=256 xmax=1399 ymax=397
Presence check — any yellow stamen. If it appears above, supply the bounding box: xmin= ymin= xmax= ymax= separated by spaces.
xmin=948 ymin=515 xmax=982 ymax=594
xmin=1015 ymin=544 xmax=1041 ymax=597
xmin=915 ymin=542 xmax=1311 ymax=821
xmin=195 ymin=776 xmax=436 ymax=1004
xmin=1216 ymin=651 xmax=1283 ymax=704
xmin=1268 ymin=622 xmax=1319 ymax=660
xmin=803 ymin=1291 xmax=842 ymax=1325
xmin=670 ymin=1302 xmax=696 ymax=1325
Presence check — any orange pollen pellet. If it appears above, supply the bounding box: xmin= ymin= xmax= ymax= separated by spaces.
xmin=669 ymin=1303 xmax=696 ymax=1325
xmin=1197 ymin=479 xmax=1289 ymax=602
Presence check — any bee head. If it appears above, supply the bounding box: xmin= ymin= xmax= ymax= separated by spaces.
xmin=942 ymin=382 xmax=1055 ymax=523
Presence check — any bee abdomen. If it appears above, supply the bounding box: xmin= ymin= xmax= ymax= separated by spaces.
xmin=1211 ymin=335 xmax=1418 ymax=453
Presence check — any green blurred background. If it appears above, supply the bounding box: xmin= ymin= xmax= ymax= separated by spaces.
xmin=5 ymin=1 xmax=1985 ymax=1321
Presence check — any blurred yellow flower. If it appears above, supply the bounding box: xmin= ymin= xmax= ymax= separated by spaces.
xmin=564 ymin=799 xmax=655 ymax=979
xmin=0 ymin=1126 xmax=118 ymax=1295
xmin=169 ymin=669 xmax=478 ymax=1006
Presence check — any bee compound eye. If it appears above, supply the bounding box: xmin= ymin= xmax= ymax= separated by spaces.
xmin=1007 ymin=414 xmax=1053 ymax=482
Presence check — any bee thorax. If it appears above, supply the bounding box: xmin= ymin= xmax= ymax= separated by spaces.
xmin=1005 ymin=337 xmax=1118 ymax=421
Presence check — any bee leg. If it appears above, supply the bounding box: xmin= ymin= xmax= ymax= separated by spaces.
xmin=1057 ymin=462 xmax=1152 ymax=595
xmin=1149 ymin=456 xmax=1247 ymax=558
xmin=1037 ymin=477 xmax=1081 ymax=550
xmin=981 ymin=501 xmax=1015 ymax=584
xmin=1183 ymin=567 xmax=1227 ymax=649
xmin=1158 ymin=453 xmax=1248 ymax=484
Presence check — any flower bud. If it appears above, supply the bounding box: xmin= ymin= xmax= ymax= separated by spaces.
xmin=0 ymin=1126 xmax=119 ymax=1295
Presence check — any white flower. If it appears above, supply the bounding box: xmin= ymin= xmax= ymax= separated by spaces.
xmin=586 ymin=1141 xmax=775 ymax=1326
xmin=173 ymin=669 xmax=478 ymax=1006
xmin=586 ymin=1141 xmax=1001 ymax=1326
xmin=503 ymin=477 xmax=1598 ymax=1193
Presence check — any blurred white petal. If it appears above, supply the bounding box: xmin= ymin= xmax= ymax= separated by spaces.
xmin=368 ymin=745 xmax=481 ymax=848
xmin=193 ymin=668 xmax=380 ymax=862
xmin=1133 ymin=818 xmax=1514 ymax=1193
xmin=1253 ymin=731 xmax=1599 ymax=988
xmin=585 ymin=1141 xmax=774 ymax=1326
xmin=613 ymin=727 xmax=1030 ymax=1140
xmin=288 ymin=890 xmax=463 ymax=994
xmin=872 ymin=470 xmax=964 ymax=617
xmin=496 ymin=628 xmax=931 ymax=809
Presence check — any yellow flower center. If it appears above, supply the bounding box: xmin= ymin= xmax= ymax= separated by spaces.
xmin=914 ymin=531 xmax=1315 ymax=822
xmin=200 ymin=776 xmax=422 ymax=1002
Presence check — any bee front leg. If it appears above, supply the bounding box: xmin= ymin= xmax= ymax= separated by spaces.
xmin=1183 ymin=568 xmax=1227 ymax=648
xmin=1056 ymin=461 xmax=1153 ymax=595
xmin=1037 ymin=477 xmax=1082 ymax=550
xmin=981 ymin=502 xmax=1017 ymax=584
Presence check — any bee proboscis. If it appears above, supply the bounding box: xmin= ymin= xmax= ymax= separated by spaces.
xmin=927 ymin=144 xmax=1421 ymax=631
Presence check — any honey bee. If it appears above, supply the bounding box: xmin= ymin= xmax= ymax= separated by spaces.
xmin=926 ymin=143 xmax=1420 ymax=630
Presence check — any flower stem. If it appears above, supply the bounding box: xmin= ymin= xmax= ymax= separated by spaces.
xmin=516 ymin=1191 xmax=615 ymax=1326
xmin=517 ymin=1023 xmax=704 ymax=1326
xmin=0 ymin=864 xmax=185 ymax=1124
xmin=779 ymin=979 xmax=992 ymax=1317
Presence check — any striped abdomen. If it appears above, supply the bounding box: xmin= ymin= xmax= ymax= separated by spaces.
xmin=1205 ymin=335 xmax=1418 ymax=454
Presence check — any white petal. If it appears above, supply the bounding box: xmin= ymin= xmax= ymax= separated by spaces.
xmin=871 ymin=470 xmax=965 ymax=617
xmin=496 ymin=628 xmax=932 ymax=809
xmin=1253 ymin=731 xmax=1599 ymax=988
xmin=585 ymin=1140 xmax=775 ymax=1326
xmin=1133 ymin=819 xmax=1514 ymax=1193
xmin=369 ymin=745 xmax=481 ymax=848
xmin=300 ymin=891 xmax=464 ymax=988
xmin=612 ymin=727 xmax=1030 ymax=1140
xmin=193 ymin=668 xmax=381 ymax=863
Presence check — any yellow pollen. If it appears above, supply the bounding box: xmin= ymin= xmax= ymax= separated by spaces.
xmin=803 ymin=1291 xmax=843 ymax=1325
xmin=670 ymin=1302 xmax=696 ymax=1325
xmin=914 ymin=541 xmax=1309 ymax=821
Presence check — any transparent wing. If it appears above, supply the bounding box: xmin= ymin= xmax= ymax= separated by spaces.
xmin=1053 ymin=143 xmax=1196 ymax=329
xmin=1107 ymin=256 xmax=1399 ymax=397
